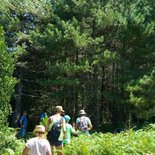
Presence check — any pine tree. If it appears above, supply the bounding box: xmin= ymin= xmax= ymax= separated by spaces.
xmin=1 ymin=0 xmax=155 ymax=130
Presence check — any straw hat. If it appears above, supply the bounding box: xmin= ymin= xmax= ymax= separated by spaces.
xmin=79 ymin=109 xmax=86 ymax=116
xmin=55 ymin=106 xmax=65 ymax=113
xmin=34 ymin=125 xmax=46 ymax=133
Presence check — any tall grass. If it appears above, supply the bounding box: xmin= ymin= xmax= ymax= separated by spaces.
xmin=64 ymin=124 xmax=155 ymax=155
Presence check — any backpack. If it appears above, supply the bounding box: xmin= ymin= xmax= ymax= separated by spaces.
xmin=77 ymin=117 xmax=88 ymax=131
xmin=47 ymin=117 xmax=63 ymax=144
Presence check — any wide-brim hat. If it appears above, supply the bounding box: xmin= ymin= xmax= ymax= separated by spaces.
xmin=79 ymin=109 xmax=86 ymax=116
xmin=55 ymin=106 xmax=65 ymax=113
xmin=34 ymin=125 xmax=46 ymax=133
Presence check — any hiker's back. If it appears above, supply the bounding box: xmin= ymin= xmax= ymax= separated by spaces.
xmin=76 ymin=116 xmax=89 ymax=132
xmin=47 ymin=115 xmax=64 ymax=143
xmin=76 ymin=110 xmax=92 ymax=135
xmin=46 ymin=106 xmax=65 ymax=155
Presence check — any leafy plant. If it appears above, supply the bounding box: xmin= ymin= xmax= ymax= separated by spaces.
xmin=40 ymin=113 xmax=48 ymax=127
xmin=64 ymin=124 xmax=155 ymax=155
xmin=0 ymin=127 xmax=25 ymax=155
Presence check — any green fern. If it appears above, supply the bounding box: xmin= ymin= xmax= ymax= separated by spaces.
xmin=39 ymin=114 xmax=48 ymax=127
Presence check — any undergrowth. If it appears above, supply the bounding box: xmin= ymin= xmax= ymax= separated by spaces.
xmin=64 ymin=124 xmax=155 ymax=155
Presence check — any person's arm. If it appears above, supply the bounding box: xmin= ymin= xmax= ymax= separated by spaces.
xmin=87 ymin=118 xmax=92 ymax=131
xmin=62 ymin=118 xmax=66 ymax=137
xmin=20 ymin=116 xmax=24 ymax=127
xmin=46 ymin=140 xmax=52 ymax=155
xmin=46 ymin=151 xmax=51 ymax=155
xmin=22 ymin=146 xmax=30 ymax=155
xmin=75 ymin=119 xmax=78 ymax=130
xmin=46 ymin=116 xmax=52 ymax=132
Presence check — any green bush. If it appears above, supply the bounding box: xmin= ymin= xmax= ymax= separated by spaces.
xmin=0 ymin=26 xmax=17 ymax=125
xmin=0 ymin=127 xmax=25 ymax=155
xmin=0 ymin=25 xmax=26 ymax=155
xmin=64 ymin=125 xmax=155 ymax=155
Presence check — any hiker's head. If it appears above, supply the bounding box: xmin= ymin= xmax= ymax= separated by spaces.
xmin=78 ymin=109 xmax=86 ymax=117
xmin=54 ymin=106 xmax=65 ymax=114
xmin=64 ymin=115 xmax=71 ymax=122
xmin=34 ymin=125 xmax=46 ymax=137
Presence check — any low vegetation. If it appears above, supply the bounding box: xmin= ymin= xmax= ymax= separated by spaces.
xmin=0 ymin=127 xmax=24 ymax=155
xmin=0 ymin=124 xmax=154 ymax=154
xmin=64 ymin=124 xmax=155 ymax=155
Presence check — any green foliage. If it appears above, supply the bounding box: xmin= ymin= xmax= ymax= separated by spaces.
xmin=0 ymin=26 xmax=24 ymax=155
xmin=40 ymin=114 xmax=48 ymax=127
xmin=127 ymin=68 xmax=155 ymax=119
xmin=64 ymin=125 xmax=155 ymax=155
xmin=0 ymin=127 xmax=25 ymax=155
xmin=0 ymin=26 xmax=17 ymax=124
xmin=1 ymin=0 xmax=155 ymax=129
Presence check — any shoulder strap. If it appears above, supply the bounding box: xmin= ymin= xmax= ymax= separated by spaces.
xmin=59 ymin=116 xmax=63 ymax=124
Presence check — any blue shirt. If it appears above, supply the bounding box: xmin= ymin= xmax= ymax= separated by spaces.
xmin=20 ymin=115 xmax=27 ymax=128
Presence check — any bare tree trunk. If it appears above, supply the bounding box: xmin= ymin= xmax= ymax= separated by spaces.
xmin=11 ymin=67 xmax=23 ymax=127
xmin=91 ymin=65 xmax=100 ymax=128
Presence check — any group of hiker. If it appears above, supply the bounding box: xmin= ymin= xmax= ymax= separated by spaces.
xmin=17 ymin=105 xmax=92 ymax=155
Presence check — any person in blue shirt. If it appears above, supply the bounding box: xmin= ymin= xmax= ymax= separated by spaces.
xmin=20 ymin=111 xmax=28 ymax=138
xmin=40 ymin=113 xmax=46 ymax=120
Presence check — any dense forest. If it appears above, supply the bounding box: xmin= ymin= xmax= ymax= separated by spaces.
xmin=0 ymin=0 xmax=155 ymax=154
xmin=1 ymin=0 xmax=155 ymax=132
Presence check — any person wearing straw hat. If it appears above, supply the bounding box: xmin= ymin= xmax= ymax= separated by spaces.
xmin=22 ymin=125 xmax=51 ymax=155
xmin=46 ymin=106 xmax=66 ymax=155
xmin=76 ymin=109 xmax=92 ymax=135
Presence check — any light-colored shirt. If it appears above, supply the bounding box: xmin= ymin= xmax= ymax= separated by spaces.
xmin=26 ymin=137 xmax=51 ymax=155
xmin=76 ymin=116 xmax=91 ymax=135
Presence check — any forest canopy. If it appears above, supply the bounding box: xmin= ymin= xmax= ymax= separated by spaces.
xmin=0 ymin=0 xmax=155 ymax=131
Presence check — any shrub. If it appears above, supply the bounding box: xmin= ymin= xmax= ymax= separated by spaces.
xmin=64 ymin=124 xmax=155 ymax=155
xmin=0 ymin=26 xmax=17 ymax=125
xmin=0 ymin=25 xmax=26 ymax=155
xmin=0 ymin=127 xmax=25 ymax=155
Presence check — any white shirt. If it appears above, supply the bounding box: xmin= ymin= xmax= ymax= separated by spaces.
xmin=26 ymin=137 xmax=51 ymax=155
